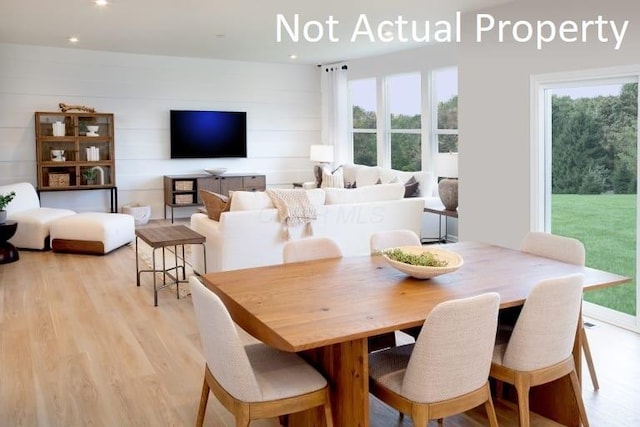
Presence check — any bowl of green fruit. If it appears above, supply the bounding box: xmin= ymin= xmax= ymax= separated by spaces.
xmin=381 ymin=246 xmax=463 ymax=279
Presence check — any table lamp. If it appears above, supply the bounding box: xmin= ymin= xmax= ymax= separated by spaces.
xmin=310 ymin=144 xmax=334 ymax=188
xmin=436 ymin=152 xmax=458 ymax=211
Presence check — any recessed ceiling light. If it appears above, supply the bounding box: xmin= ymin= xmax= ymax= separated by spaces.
xmin=95 ymin=0 xmax=108 ymax=6
xmin=68 ymin=36 xmax=79 ymax=43
xmin=289 ymin=54 xmax=297 ymax=60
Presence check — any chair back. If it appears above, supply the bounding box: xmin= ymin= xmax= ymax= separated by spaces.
xmin=189 ymin=277 xmax=262 ymax=402
xmin=0 ymin=182 xmax=40 ymax=215
xmin=283 ymin=237 xmax=342 ymax=263
xmin=402 ymin=292 xmax=500 ymax=403
xmin=369 ymin=229 xmax=421 ymax=254
xmin=521 ymin=231 xmax=585 ymax=266
xmin=502 ymin=274 xmax=584 ymax=371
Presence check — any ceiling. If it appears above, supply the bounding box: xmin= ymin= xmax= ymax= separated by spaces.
xmin=0 ymin=0 xmax=512 ymax=65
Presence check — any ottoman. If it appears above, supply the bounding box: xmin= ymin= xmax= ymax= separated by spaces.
xmin=50 ymin=212 xmax=135 ymax=255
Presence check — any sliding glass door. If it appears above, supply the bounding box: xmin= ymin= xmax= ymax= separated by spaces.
xmin=533 ymin=69 xmax=639 ymax=331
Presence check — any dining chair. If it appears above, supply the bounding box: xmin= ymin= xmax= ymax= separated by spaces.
xmin=369 ymin=229 xmax=422 ymax=254
xmin=369 ymin=229 xmax=423 ymax=343
xmin=491 ymin=274 xmax=589 ymax=427
xmin=520 ymin=231 xmax=599 ymax=390
xmin=368 ymin=292 xmax=501 ymax=426
xmin=283 ymin=236 xmax=342 ymax=263
xmin=189 ymin=277 xmax=333 ymax=427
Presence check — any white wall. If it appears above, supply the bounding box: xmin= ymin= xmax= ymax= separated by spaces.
xmin=459 ymin=0 xmax=640 ymax=248
xmin=0 ymin=43 xmax=320 ymax=219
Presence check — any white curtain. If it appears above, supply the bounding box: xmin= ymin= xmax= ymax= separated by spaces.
xmin=320 ymin=63 xmax=350 ymax=166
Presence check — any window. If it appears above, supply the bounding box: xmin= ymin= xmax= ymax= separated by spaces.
xmin=350 ymin=78 xmax=377 ymax=166
xmin=433 ymin=68 xmax=458 ymax=153
xmin=388 ymin=73 xmax=421 ymax=171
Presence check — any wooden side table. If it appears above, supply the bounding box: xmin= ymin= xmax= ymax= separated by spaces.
xmin=0 ymin=220 xmax=19 ymax=264
xmin=135 ymin=225 xmax=206 ymax=306
xmin=423 ymin=207 xmax=458 ymax=243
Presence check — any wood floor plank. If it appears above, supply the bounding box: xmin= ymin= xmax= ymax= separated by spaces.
xmin=1 ymin=219 xmax=638 ymax=426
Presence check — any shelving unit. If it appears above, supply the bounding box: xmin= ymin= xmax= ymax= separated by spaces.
xmin=34 ymin=111 xmax=117 ymax=212
xmin=164 ymin=173 xmax=266 ymax=222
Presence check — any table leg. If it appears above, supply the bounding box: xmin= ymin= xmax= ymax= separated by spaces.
xmin=296 ymin=338 xmax=369 ymax=427
xmin=135 ymin=237 xmax=140 ymax=286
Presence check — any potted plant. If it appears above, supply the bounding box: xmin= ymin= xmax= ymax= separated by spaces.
xmin=83 ymin=169 xmax=97 ymax=185
xmin=0 ymin=190 xmax=16 ymax=224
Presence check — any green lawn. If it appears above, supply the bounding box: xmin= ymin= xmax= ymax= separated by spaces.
xmin=552 ymin=194 xmax=636 ymax=316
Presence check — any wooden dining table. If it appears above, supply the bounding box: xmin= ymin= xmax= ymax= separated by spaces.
xmin=201 ymin=241 xmax=629 ymax=427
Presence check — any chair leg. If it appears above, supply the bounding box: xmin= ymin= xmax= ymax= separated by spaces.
xmin=569 ymin=370 xmax=591 ymax=427
xmin=196 ymin=374 xmax=210 ymax=427
xmin=236 ymin=407 xmax=251 ymax=427
xmin=485 ymin=387 xmax=499 ymax=427
xmin=323 ymin=400 xmax=334 ymax=427
xmin=580 ymin=326 xmax=599 ymax=390
xmin=513 ymin=376 xmax=531 ymax=427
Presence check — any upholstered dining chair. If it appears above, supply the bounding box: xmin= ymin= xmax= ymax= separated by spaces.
xmin=368 ymin=292 xmax=501 ymax=426
xmin=369 ymin=229 xmax=422 ymax=254
xmin=283 ymin=236 xmax=342 ymax=263
xmin=189 ymin=277 xmax=333 ymax=427
xmin=491 ymin=274 xmax=589 ymax=427
xmin=520 ymin=231 xmax=599 ymax=390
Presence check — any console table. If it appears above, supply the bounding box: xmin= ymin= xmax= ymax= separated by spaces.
xmin=423 ymin=206 xmax=458 ymax=243
xmin=163 ymin=173 xmax=265 ymax=223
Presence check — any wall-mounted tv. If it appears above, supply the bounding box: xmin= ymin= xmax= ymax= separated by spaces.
xmin=170 ymin=110 xmax=247 ymax=158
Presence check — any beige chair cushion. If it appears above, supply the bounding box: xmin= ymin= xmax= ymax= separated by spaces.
xmin=283 ymin=236 xmax=342 ymax=263
xmin=370 ymin=229 xmax=421 ymax=253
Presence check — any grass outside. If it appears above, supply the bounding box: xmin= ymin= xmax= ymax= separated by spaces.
xmin=552 ymin=194 xmax=637 ymax=316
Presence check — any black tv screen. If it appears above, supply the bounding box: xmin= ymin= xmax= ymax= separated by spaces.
xmin=170 ymin=110 xmax=247 ymax=158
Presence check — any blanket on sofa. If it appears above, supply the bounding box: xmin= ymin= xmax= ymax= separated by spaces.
xmin=266 ymin=189 xmax=317 ymax=240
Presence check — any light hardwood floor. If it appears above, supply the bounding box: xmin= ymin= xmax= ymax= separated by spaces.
xmin=1 ymin=220 xmax=639 ymax=426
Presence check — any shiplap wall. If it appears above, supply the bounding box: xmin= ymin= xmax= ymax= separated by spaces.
xmin=0 ymin=43 xmax=320 ymax=219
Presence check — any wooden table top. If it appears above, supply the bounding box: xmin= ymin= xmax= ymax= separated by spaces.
xmin=135 ymin=225 xmax=205 ymax=247
xmin=201 ymin=241 xmax=628 ymax=352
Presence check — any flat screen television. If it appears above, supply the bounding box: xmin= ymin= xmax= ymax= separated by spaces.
xmin=170 ymin=110 xmax=247 ymax=158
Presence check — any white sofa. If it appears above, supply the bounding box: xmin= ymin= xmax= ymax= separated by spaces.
xmin=190 ymin=184 xmax=424 ymax=273
xmin=0 ymin=182 xmax=76 ymax=249
xmin=308 ymin=163 xmax=450 ymax=241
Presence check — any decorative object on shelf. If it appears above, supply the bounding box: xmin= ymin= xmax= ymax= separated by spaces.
xmin=86 ymin=125 xmax=99 ymax=136
xmin=86 ymin=146 xmax=100 ymax=161
xmin=52 ymin=121 xmax=65 ymax=136
xmin=204 ymin=168 xmax=227 ymax=176
xmin=90 ymin=166 xmax=106 ymax=185
xmin=381 ymin=246 xmax=463 ymax=279
xmin=59 ymin=103 xmax=95 ymax=113
xmin=82 ymin=169 xmax=97 ymax=185
xmin=436 ymin=152 xmax=459 ymax=211
xmin=49 ymin=173 xmax=70 ymax=187
xmin=0 ymin=191 xmax=16 ymax=224
xmin=51 ymin=149 xmax=65 ymax=162
xmin=310 ymin=144 xmax=334 ymax=188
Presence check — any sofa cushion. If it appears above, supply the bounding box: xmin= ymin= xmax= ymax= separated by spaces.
xmin=200 ymin=190 xmax=229 ymax=221
xmin=325 ymin=183 xmax=404 ymax=204
xmin=355 ymin=166 xmax=382 ymax=187
xmin=229 ymin=191 xmax=275 ymax=211
xmin=396 ymin=170 xmax=434 ymax=197
xmin=403 ymin=176 xmax=420 ymax=198
xmin=341 ymin=164 xmax=361 ymax=188
xmin=321 ymin=166 xmax=345 ymax=188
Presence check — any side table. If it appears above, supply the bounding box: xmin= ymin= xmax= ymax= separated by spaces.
xmin=135 ymin=225 xmax=207 ymax=306
xmin=0 ymin=220 xmax=19 ymax=264
xmin=423 ymin=207 xmax=458 ymax=243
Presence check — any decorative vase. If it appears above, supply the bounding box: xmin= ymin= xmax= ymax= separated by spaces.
xmin=438 ymin=178 xmax=458 ymax=211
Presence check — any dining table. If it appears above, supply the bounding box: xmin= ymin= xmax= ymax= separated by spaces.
xmin=201 ymin=241 xmax=629 ymax=427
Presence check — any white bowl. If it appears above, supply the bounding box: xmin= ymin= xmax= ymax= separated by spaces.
xmin=382 ymin=246 xmax=463 ymax=279
xmin=204 ymin=168 xmax=227 ymax=175
xmin=86 ymin=125 xmax=99 ymax=135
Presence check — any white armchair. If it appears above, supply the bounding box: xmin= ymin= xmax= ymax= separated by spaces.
xmin=0 ymin=182 xmax=75 ymax=249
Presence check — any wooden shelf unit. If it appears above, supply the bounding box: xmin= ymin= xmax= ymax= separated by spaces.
xmin=163 ymin=173 xmax=266 ymax=222
xmin=35 ymin=111 xmax=116 ymax=199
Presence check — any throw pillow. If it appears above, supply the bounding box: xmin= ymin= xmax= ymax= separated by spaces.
xmin=403 ymin=176 xmax=420 ymax=198
xmin=321 ymin=166 xmax=345 ymax=188
xmin=200 ymin=190 xmax=230 ymax=221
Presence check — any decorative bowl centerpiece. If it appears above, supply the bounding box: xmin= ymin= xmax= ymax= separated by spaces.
xmin=86 ymin=125 xmax=99 ymax=136
xmin=204 ymin=168 xmax=228 ymax=176
xmin=381 ymin=246 xmax=463 ymax=279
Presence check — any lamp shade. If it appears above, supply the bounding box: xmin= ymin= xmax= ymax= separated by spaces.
xmin=436 ymin=152 xmax=459 ymax=178
xmin=310 ymin=144 xmax=334 ymax=163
